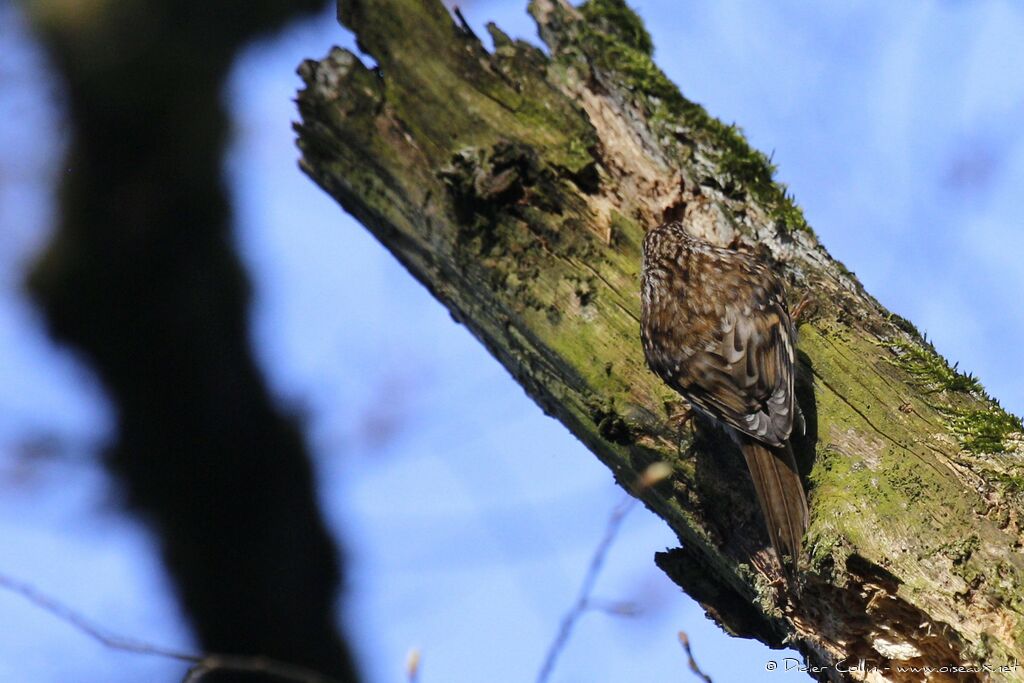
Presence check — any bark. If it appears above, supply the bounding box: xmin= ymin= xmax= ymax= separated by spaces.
xmin=295 ymin=1 xmax=1024 ymax=680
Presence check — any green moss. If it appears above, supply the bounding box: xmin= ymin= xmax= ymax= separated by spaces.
xmin=607 ymin=209 xmax=635 ymax=245
xmin=882 ymin=338 xmax=1023 ymax=453
xmin=805 ymin=526 xmax=846 ymax=576
xmin=936 ymin=534 xmax=985 ymax=586
xmin=575 ymin=29 xmax=682 ymax=103
xmin=571 ymin=1 xmax=811 ymax=235
xmin=940 ymin=534 xmax=980 ymax=566
xmin=883 ymin=340 xmax=984 ymax=394
xmin=888 ymin=460 xmax=927 ymax=503
xmin=886 ymin=312 xmax=923 ymax=340
xmin=945 ymin=407 xmax=1023 ymax=454
xmin=579 ymin=0 xmax=653 ymax=55
xmin=989 ymin=471 xmax=1024 ymax=494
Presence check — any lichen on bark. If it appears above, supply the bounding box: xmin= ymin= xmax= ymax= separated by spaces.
xmin=296 ymin=0 xmax=1024 ymax=679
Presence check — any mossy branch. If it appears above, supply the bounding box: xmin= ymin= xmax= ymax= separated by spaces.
xmin=296 ymin=0 xmax=1024 ymax=678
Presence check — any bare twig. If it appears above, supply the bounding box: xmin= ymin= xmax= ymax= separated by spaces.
xmin=677 ymin=631 xmax=713 ymax=683
xmin=535 ymin=462 xmax=672 ymax=683
xmin=0 ymin=572 xmax=199 ymax=663
xmin=0 ymin=571 xmax=346 ymax=683
xmin=535 ymin=495 xmax=634 ymax=683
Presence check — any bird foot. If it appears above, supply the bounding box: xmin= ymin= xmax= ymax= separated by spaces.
xmin=790 ymin=295 xmax=815 ymax=323
xmin=666 ymin=404 xmax=695 ymax=456
xmin=668 ymin=404 xmax=695 ymax=432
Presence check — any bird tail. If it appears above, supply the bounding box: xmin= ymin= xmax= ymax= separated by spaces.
xmin=739 ymin=439 xmax=809 ymax=575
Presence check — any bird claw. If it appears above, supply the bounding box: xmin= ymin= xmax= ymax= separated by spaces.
xmin=790 ymin=295 xmax=815 ymax=323
xmin=666 ymin=404 xmax=695 ymax=455
xmin=669 ymin=405 xmax=694 ymax=429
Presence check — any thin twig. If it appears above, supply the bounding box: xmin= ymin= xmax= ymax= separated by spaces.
xmin=535 ymin=462 xmax=672 ymax=683
xmin=535 ymin=495 xmax=636 ymax=683
xmin=0 ymin=571 xmax=346 ymax=683
xmin=677 ymin=631 xmax=713 ymax=683
xmin=0 ymin=572 xmax=199 ymax=663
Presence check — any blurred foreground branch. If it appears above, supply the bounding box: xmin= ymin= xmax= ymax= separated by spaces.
xmin=22 ymin=0 xmax=359 ymax=680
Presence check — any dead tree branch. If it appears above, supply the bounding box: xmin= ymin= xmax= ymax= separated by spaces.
xmin=295 ymin=0 xmax=1024 ymax=679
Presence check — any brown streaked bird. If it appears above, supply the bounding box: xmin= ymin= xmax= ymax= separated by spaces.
xmin=640 ymin=220 xmax=809 ymax=575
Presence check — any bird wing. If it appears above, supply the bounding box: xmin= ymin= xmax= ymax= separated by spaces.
xmin=682 ymin=283 xmax=796 ymax=447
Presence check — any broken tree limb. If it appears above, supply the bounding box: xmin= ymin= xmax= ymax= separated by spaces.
xmin=295 ymin=1 xmax=1024 ymax=679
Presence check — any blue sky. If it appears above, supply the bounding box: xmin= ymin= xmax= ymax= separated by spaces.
xmin=1 ymin=2 xmax=1022 ymax=682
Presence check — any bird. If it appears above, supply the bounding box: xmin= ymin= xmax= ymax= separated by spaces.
xmin=640 ymin=220 xmax=809 ymax=575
